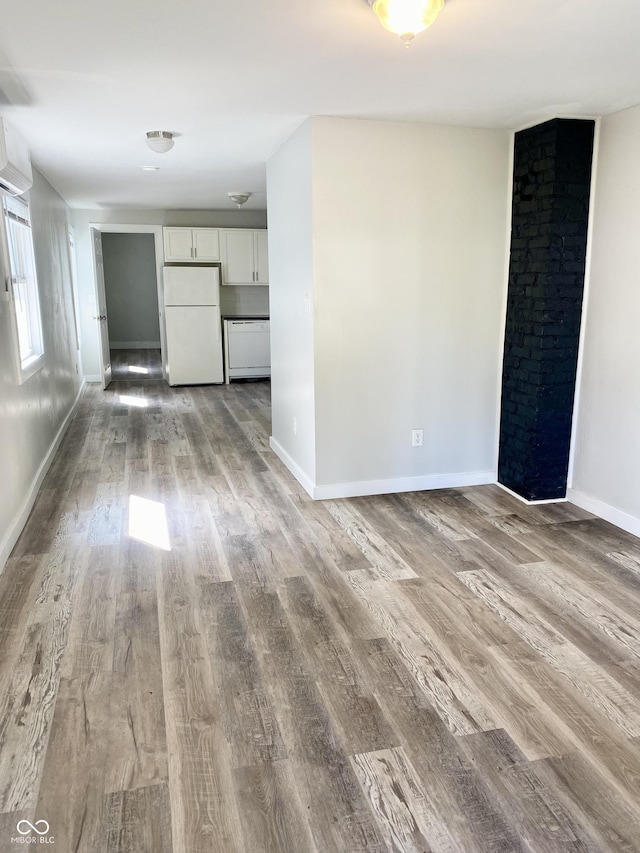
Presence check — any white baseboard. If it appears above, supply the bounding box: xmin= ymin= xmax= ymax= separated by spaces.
xmin=0 ymin=380 xmax=86 ymax=574
xmin=84 ymin=375 xmax=102 ymax=383
xmin=496 ymin=482 xmax=568 ymax=506
xmin=269 ymin=437 xmax=494 ymax=500
xmin=567 ymin=488 xmax=640 ymax=538
xmin=269 ymin=437 xmax=316 ymax=498
xmin=312 ymin=470 xmax=496 ymax=500
xmin=110 ymin=341 xmax=161 ymax=349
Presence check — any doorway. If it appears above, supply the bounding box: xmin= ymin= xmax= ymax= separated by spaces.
xmin=103 ymin=232 xmax=160 ymax=351
xmin=90 ymin=224 xmax=166 ymax=387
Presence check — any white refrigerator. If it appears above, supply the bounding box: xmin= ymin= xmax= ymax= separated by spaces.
xmin=163 ymin=266 xmax=224 ymax=385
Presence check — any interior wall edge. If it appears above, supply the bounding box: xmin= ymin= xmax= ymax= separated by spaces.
xmin=567 ymin=116 xmax=602 ymax=488
xmin=492 ymin=126 xmax=517 ymax=475
xmin=269 ymin=436 xmax=316 ymax=498
xmin=567 ymin=487 xmax=640 ymax=539
xmin=0 ymin=378 xmax=87 ymax=575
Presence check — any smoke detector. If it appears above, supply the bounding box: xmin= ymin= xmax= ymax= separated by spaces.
xmin=228 ymin=191 xmax=252 ymax=208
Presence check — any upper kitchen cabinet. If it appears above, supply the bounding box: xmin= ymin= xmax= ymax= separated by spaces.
xmin=220 ymin=229 xmax=269 ymax=285
xmin=163 ymin=227 xmax=220 ymax=262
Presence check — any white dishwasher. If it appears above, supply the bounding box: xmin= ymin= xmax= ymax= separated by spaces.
xmin=223 ymin=319 xmax=271 ymax=383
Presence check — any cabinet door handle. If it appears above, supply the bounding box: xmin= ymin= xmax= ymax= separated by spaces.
xmin=190 ymin=247 xmax=194 ymax=258
xmin=194 ymin=246 xmax=198 ymax=258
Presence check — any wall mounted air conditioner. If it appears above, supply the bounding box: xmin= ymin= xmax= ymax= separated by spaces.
xmin=0 ymin=118 xmax=33 ymax=196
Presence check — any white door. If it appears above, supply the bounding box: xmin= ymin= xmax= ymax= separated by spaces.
xmin=91 ymin=227 xmax=112 ymax=388
xmin=222 ymin=230 xmax=254 ymax=284
xmin=163 ymin=228 xmax=194 ymax=262
xmin=254 ymin=231 xmax=269 ymax=284
xmin=192 ymin=229 xmax=220 ymax=262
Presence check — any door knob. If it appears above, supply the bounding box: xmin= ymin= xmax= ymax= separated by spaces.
xmin=93 ymin=314 xmax=106 ymax=321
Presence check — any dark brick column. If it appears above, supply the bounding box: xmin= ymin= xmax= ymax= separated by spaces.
xmin=498 ymin=118 xmax=595 ymax=501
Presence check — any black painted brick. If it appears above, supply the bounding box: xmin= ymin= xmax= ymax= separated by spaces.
xmin=498 ymin=118 xmax=595 ymax=503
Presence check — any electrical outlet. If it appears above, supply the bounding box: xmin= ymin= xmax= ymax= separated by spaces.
xmin=293 ymin=417 xmax=298 ymax=435
xmin=411 ymin=429 xmax=423 ymax=447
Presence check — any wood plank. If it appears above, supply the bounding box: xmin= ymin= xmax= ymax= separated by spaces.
xmin=347 ymin=568 xmax=498 ymax=736
xmin=106 ymin=590 xmax=168 ymax=793
xmin=457 ymin=729 xmax=602 ymax=852
xmin=458 ymin=568 xmax=640 ymax=737
xmin=323 ymin=501 xmax=419 ymax=580
xmin=61 ymin=545 xmax=119 ymax=677
xmin=0 ymin=583 xmax=75 ymax=812
xmin=287 ymin=495 xmax=373 ymax=573
xmin=197 ymin=580 xmax=287 ymax=769
xmin=36 ymin=673 xmax=112 ymax=852
xmin=100 ymin=442 xmax=127 ymax=484
xmin=233 ymin=762 xmax=318 ymax=853
xmin=282 ymin=574 xmax=398 ymax=754
xmin=517 ymin=560 xmax=640 ymax=660
xmin=239 ymin=585 xmax=388 ymax=853
xmin=351 ymin=747 xmax=447 ymax=852
xmin=532 ymin=752 xmax=640 ymax=851
xmin=356 ymin=637 xmax=523 ymax=852
xmin=10 ymin=489 xmax=68 ymax=557
xmin=456 ymin=538 xmax=629 ymax=665
xmin=518 ymin=524 xmax=640 ymax=612
xmin=99 ymin=783 xmax=173 ymax=853
xmin=157 ymin=551 xmax=244 ymax=853
xmin=87 ymin=483 xmax=126 ymax=548
xmin=0 ymin=555 xmax=45 ymax=699
xmin=487 ymin=640 xmax=640 ymax=799
xmin=396 ymin=573 xmax=522 ymax=650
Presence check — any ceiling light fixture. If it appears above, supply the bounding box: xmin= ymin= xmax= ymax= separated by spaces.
xmin=141 ymin=166 xmax=160 ymax=172
xmin=228 ymin=192 xmax=252 ymax=208
xmin=368 ymin=0 xmax=444 ymax=46
xmin=145 ymin=130 xmax=174 ymax=153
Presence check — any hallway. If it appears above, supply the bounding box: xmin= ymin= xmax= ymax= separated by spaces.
xmin=1 ymin=365 xmax=640 ymax=851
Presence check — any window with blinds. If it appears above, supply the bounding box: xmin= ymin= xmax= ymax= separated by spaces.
xmin=2 ymin=194 xmax=44 ymax=374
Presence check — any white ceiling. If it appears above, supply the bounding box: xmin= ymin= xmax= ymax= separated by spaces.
xmin=1 ymin=0 xmax=639 ymax=210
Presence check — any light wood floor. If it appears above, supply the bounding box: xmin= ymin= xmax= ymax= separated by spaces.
xmin=2 ymin=350 xmax=640 ymax=851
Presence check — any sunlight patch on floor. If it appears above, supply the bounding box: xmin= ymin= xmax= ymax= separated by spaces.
xmin=128 ymin=495 xmax=171 ymax=551
xmin=118 ymin=394 xmax=149 ymax=408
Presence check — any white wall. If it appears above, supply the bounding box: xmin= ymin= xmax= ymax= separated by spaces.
xmin=266 ymin=120 xmax=317 ymax=487
xmin=312 ymin=118 xmax=511 ymax=493
xmin=0 ymin=168 xmax=82 ymax=570
xmin=268 ymin=116 xmax=511 ymax=498
xmin=570 ymin=105 xmax=640 ymax=535
xmin=72 ymin=208 xmax=268 ymax=377
xmin=102 ymin=232 xmax=160 ymax=347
